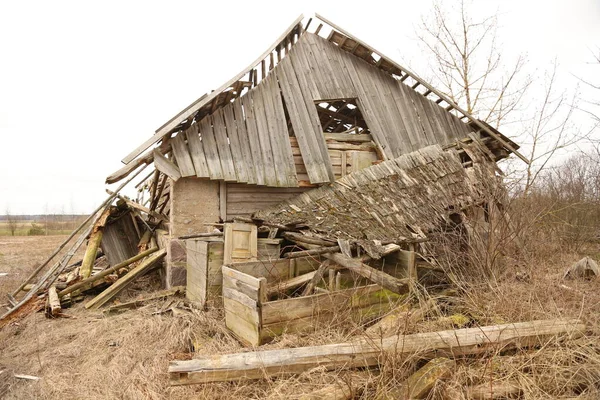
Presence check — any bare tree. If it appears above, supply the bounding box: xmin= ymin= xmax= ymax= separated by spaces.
xmin=416 ymin=0 xmax=531 ymax=128
xmin=5 ymin=207 xmax=18 ymax=236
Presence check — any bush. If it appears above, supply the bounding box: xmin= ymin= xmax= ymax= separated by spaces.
xmin=28 ymin=223 xmax=45 ymax=236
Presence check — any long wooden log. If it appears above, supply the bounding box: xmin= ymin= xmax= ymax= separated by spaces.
xmin=58 ymin=247 xmax=159 ymax=297
xmin=325 ymin=253 xmax=409 ymax=295
xmin=168 ymin=319 xmax=584 ymax=385
xmin=11 ymin=163 xmax=149 ymax=298
xmin=285 ymin=246 xmax=341 ymax=259
xmin=84 ymin=249 xmax=167 ymax=309
xmin=178 ymin=232 xmax=224 ymax=240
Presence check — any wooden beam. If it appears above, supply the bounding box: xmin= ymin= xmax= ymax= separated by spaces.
xmin=153 ymin=149 xmax=181 ymax=181
xmin=285 ymin=246 xmax=341 ymax=259
xmin=84 ymin=249 xmax=167 ymax=309
xmin=325 ymin=253 xmax=409 ymax=295
xmin=169 ymin=319 xmax=585 ymax=385
xmin=122 ymin=15 xmax=305 ymax=165
xmin=58 ymin=247 xmax=159 ymax=297
xmin=79 ymin=207 xmax=112 ymax=279
xmin=103 ymin=286 xmax=185 ymax=314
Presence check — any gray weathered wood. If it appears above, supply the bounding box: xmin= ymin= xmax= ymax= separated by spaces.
xmin=153 ymin=149 xmax=181 ymax=181
xmin=169 ymin=318 xmax=584 ymax=384
xmin=171 ymin=132 xmax=196 ymax=177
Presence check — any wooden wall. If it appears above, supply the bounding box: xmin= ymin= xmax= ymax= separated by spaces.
xmin=225 ymin=183 xmax=309 ymax=220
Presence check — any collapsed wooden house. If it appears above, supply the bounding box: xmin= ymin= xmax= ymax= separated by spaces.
xmin=3 ymin=13 xmax=525 ymax=354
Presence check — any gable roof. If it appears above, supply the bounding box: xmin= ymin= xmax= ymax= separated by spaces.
xmin=110 ymin=14 xmax=525 ymax=187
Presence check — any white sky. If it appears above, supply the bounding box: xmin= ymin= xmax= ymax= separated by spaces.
xmin=1 ymin=0 xmax=598 ymax=215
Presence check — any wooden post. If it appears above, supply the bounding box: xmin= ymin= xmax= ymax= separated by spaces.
xmin=407 ymin=244 xmax=417 ymax=294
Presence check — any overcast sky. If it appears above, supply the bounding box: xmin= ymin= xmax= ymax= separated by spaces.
xmin=1 ymin=0 xmax=598 ymax=215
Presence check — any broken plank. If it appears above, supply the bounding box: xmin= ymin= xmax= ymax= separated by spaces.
xmin=59 ymin=247 xmax=159 ymax=297
xmin=169 ymin=318 xmax=585 ymax=385
xmin=171 ymin=132 xmax=196 ymax=177
xmin=391 ymin=357 xmax=455 ymax=399
xmin=84 ymin=249 xmax=166 ymax=309
xmin=153 ymin=149 xmax=181 ymax=181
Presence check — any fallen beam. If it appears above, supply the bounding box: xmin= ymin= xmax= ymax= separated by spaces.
xmin=169 ymin=319 xmax=584 ymax=385
xmin=58 ymin=247 xmax=159 ymax=297
xmin=84 ymin=249 xmax=166 ymax=309
xmin=325 ymin=253 xmax=409 ymax=295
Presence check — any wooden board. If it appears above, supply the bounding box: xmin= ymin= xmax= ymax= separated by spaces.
xmin=185 ymin=122 xmax=210 ymax=177
xmin=186 ymin=240 xmax=208 ymax=307
xmin=153 ymin=149 xmax=181 ymax=181
xmin=240 ymin=93 xmax=266 ymax=185
xmin=223 ymin=223 xmax=258 ymax=265
xmin=223 ymin=103 xmax=248 ymax=183
xmin=171 ymin=132 xmax=196 ymax=177
xmin=198 ymin=116 xmax=223 ymax=180
xmin=232 ymin=99 xmax=257 ymax=184
xmin=212 ymin=109 xmax=237 ymax=181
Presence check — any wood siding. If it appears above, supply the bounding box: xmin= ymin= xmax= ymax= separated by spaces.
xmin=225 ymin=183 xmax=309 ymax=220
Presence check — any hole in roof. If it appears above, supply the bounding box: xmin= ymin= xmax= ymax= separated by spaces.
xmin=313 ymin=98 xmax=370 ymax=135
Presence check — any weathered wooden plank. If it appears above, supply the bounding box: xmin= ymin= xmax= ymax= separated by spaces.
xmin=232 ymin=99 xmax=257 ymax=184
xmin=262 ymin=284 xmax=384 ymax=325
xmin=185 ymin=123 xmax=210 ymax=177
xmin=240 ymin=93 xmax=266 ymax=185
xmin=287 ymin=43 xmax=335 ymax=183
xmin=223 ymin=103 xmax=248 ymax=183
xmin=198 ymin=115 xmax=223 ymax=179
xmin=169 ymin=319 xmax=585 ymax=384
xmin=186 ymin=240 xmax=208 ymax=307
xmin=250 ymin=84 xmax=279 ymax=186
xmin=260 ymin=74 xmax=297 ymax=187
xmin=277 ymin=58 xmax=333 ymax=184
xmin=171 ymin=132 xmax=196 ymax=177
xmin=84 ymin=249 xmax=167 ymax=309
xmin=212 ymin=109 xmax=237 ymax=181
xmin=153 ymin=149 xmax=181 ymax=181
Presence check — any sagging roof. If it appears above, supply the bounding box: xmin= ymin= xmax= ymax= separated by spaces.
xmin=108 ymin=14 xmax=524 ymax=188
xmin=252 ymin=137 xmax=501 ymax=247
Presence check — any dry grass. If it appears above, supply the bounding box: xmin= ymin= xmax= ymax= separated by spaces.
xmin=1 ymin=234 xmax=600 ymax=399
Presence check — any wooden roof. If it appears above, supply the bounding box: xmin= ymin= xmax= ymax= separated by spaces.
xmin=109 ymin=14 xmax=524 ymax=188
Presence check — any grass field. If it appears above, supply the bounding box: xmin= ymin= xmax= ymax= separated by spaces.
xmin=0 ymin=217 xmax=85 ymax=236
xmin=1 ymin=234 xmax=599 ymax=399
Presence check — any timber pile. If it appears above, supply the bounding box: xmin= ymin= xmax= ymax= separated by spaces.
xmin=0 ymin=167 xmax=177 ymax=325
